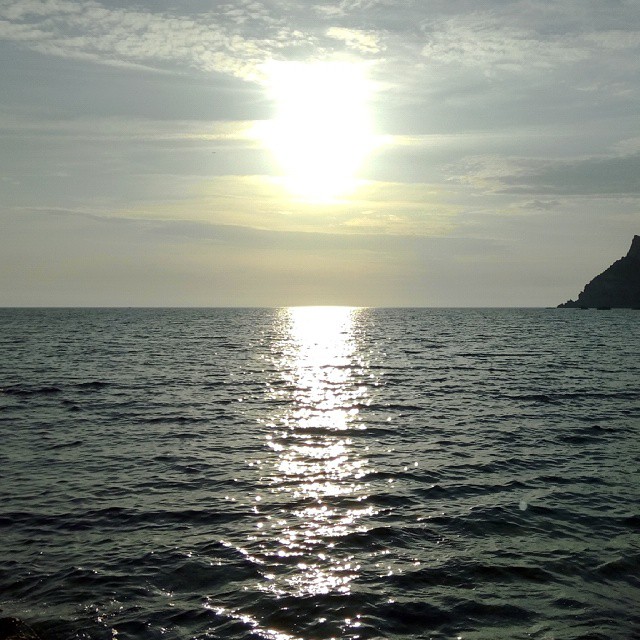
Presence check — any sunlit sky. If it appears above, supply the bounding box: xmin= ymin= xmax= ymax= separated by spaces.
xmin=1 ymin=0 xmax=638 ymax=307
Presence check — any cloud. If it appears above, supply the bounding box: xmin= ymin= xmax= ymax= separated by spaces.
xmin=0 ymin=112 xmax=262 ymax=143
xmin=0 ymin=0 xmax=309 ymax=81
xmin=500 ymin=153 xmax=640 ymax=197
xmin=419 ymin=4 xmax=640 ymax=85
xmin=313 ymin=0 xmax=389 ymax=15
xmin=613 ymin=136 xmax=640 ymax=155
xmin=0 ymin=0 xmax=394 ymax=82
xmin=518 ymin=199 xmax=559 ymax=211
xmin=450 ymin=152 xmax=640 ymax=199
xmin=113 ymin=175 xmax=458 ymax=237
xmin=445 ymin=155 xmax=526 ymax=191
xmin=326 ymin=27 xmax=383 ymax=53
xmin=2 ymin=0 xmax=638 ymax=98
xmin=421 ymin=17 xmax=587 ymax=74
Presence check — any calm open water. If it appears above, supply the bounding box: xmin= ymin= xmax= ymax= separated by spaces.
xmin=0 ymin=308 xmax=638 ymax=640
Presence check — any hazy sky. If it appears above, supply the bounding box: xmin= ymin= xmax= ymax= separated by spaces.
xmin=1 ymin=0 xmax=638 ymax=307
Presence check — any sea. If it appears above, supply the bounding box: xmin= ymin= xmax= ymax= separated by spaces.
xmin=0 ymin=307 xmax=638 ymax=640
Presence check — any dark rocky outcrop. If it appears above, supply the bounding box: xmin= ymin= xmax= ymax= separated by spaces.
xmin=558 ymin=235 xmax=640 ymax=309
xmin=0 ymin=618 xmax=42 ymax=640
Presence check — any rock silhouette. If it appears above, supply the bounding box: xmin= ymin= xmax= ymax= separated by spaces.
xmin=558 ymin=235 xmax=640 ymax=308
xmin=0 ymin=618 xmax=42 ymax=640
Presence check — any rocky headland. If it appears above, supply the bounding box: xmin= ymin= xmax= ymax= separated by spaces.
xmin=558 ymin=235 xmax=640 ymax=309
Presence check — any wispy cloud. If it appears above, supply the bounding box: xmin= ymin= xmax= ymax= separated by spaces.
xmin=2 ymin=0 xmax=638 ymax=91
xmin=0 ymin=0 xmax=310 ymax=80
xmin=416 ymin=3 xmax=640 ymax=101
xmin=500 ymin=153 xmax=640 ymax=197
xmin=421 ymin=20 xmax=588 ymax=73
xmin=115 ymin=175 xmax=457 ymax=237
xmin=0 ymin=112 xmax=261 ymax=143
xmin=326 ymin=27 xmax=384 ymax=53
xmin=448 ymin=151 xmax=640 ymax=199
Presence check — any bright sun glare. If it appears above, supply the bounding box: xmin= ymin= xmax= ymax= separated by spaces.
xmin=261 ymin=61 xmax=378 ymax=202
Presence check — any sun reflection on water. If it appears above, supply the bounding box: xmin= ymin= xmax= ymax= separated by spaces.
xmin=255 ymin=306 xmax=375 ymax=598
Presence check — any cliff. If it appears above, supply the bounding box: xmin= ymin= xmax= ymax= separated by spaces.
xmin=558 ymin=235 xmax=640 ymax=308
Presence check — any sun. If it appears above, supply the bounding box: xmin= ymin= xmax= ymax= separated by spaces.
xmin=261 ymin=61 xmax=378 ymax=203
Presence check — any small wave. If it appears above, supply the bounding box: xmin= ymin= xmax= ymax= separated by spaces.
xmin=596 ymin=554 xmax=640 ymax=584
xmin=337 ymin=525 xmax=401 ymax=548
xmin=160 ymin=556 xmax=261 ymax=593
xmin=364 ymin=468 xmax=439 ymax=483
xmin=423 ymin=505 xmax=537 ymax=538
xmin=387 ymin=559 xmax=555 ymax=594
xmin=558 ymin=433 xmax=606 ymax=445
xmin=556 ymin=424 xmax=619 ymax=444
xmin=0 ymin=506 xmax=251 ymax=534
xmin=1 ymin=385 xmax=62 ymax=396
xmin=157 ymin=431 xmax=203 ymax=440
xmin=512 ymin=393 xmax=557 ymax=403
xmin=452 ymin=598 xmax=534 ymax=624
xmin=507 ymin=390 xmax=640 ymax=404
xmin=75 ymin=380 xmax=110 ymax=390
xmin=138 ymin=414 xmax=209 ymax=425
xmin=359 ymin=401 xmax=427 ymax=412
xmin=373 ymin=600 xmax=453 ymax=634
xmin=45 ymin=439 xmax=83 ymax=450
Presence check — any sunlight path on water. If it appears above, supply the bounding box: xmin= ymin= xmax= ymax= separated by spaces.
xmin=217 ymin=307 xmax=378 ymax=638
xmin=258 ymin=307 xmax=373 ymax=597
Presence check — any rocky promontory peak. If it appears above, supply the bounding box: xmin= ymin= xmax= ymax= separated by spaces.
xmin=558 ymin=235 xmax=640 ymax=309
xmin=627 ymin=234 xmax=640 ymax=260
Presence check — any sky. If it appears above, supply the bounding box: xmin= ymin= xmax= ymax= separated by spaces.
xmin=1 ymin=0 xmax=638 ymax=307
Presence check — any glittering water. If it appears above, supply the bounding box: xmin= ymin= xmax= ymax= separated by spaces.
xmin=0 ymin=307 xmax=638 ymax=640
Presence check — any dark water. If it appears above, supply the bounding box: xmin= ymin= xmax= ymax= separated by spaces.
xmin=0 ymin=308 xmax=639 ymax=640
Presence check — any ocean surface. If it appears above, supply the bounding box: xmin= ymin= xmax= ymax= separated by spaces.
xmin=0 ymin=307 xmax=638 ymax=640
